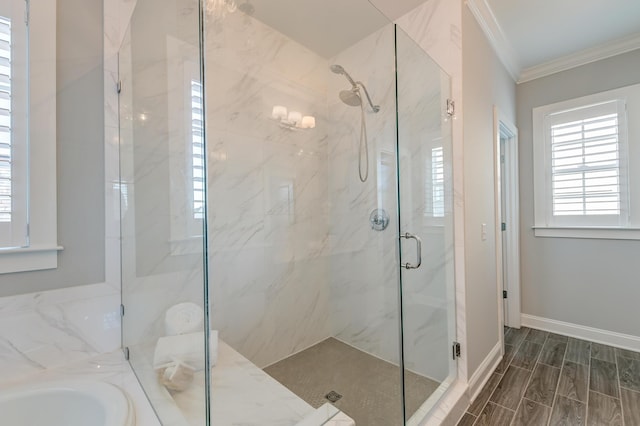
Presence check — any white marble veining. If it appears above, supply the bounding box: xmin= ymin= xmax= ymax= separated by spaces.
xmin=327 ymin=23 xmax=403 ymax=367
xmin=205 ymin=11 xmax=332 ymax=369
xmin=0 ymin=283 xmax=120 ymax=384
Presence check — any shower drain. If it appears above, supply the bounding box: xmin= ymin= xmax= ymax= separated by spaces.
xmin=325 ymin=391 xmax=343 ymax=403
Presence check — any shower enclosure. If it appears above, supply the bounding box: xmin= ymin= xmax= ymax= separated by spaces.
xmin=118 ymin=0 xmax=457 ymax=424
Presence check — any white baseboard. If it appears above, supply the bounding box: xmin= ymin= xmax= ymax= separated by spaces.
xmin=521 ymin=314 xmax=640 ymax=353
xmin=468 ymin=341 xmax=502 ymax=401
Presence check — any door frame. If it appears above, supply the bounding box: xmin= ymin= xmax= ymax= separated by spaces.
xmin=493 ymin=107 xmax=521 ymax=332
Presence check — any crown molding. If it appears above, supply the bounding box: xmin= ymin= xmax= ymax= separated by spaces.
xmin=518 ymin=33 xmax=640 ymax=83
xmin=465 ymin=0 xmax=520 ymax=81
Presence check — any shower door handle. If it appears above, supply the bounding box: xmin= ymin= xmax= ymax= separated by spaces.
xmin=400 ymin=232 xmax=422 ymax=270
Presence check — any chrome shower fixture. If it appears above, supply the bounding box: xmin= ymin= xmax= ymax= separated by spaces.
xmin=330 ymin=64 xmax=381 ymax=183
xmin=330 ymin=64 xmax=380 ymax=113
xmin=330 ymin=64 xmax=358 ymax=88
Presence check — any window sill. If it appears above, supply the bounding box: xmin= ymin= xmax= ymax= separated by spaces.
xmin=532 ymin=227 xmax=640 ymax=240
xmin=0 ymin=245 xmax=64 ymax=274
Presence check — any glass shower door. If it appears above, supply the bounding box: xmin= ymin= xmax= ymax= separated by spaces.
xmin=395 ymin=27 xmax=457 ymax=422
xmin=119 ymin=0 xmax=210 ymax=424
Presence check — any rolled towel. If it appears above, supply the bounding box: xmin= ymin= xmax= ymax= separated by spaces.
xmin=164 ymin=302 xmax=204 ymax=336
xmin=153 ymin=330 xmax=219 ymax=372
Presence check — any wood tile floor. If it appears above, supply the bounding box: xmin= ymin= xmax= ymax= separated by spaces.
xmin=457 ymin=327 xmax=640 ymax=426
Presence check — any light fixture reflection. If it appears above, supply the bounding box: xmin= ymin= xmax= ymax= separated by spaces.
xmin=271 ymin=105 xmax=315 ymax=131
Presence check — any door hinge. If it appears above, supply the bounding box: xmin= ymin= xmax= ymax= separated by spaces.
xmin=452 ymin=341 xmax=461 ymax=360
xmin=501 ymin=222 xmax=506 ymax=231
xmin=503 ymin=290 xmax=508 ymax=299
xmin=120 ymin=304 xmax=125 ymax=317
xmin=124 ymin=347 xmax=130 ymax=360
xmin=117 ymin=80 xmax=122 ymax=94
xmin=446 ymin=99 xmax=455 ymax=117
xmin=24 ymin=0 xmax=30 ymax=26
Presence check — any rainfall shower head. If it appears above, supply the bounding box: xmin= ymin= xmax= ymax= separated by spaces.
xmin=339 ymin=89 xmax=362 ymax=107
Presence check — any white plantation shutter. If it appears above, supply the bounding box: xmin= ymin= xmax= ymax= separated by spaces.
xmin=0 ymin=16 xmax=11 ymax=224
xmin=191 ymin=81 xmax=204 ymax=220
xmin=431 ymin=147 xmax=444 ymax=218
xmin=545 ymin=100 xmax=628 ymax=226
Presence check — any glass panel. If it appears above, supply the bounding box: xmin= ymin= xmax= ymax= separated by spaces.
xmin=204 ymin=1 xmax=404 ymax=424
xmin=119 ymin=0 xmax=209 ymax=424
xmin=395 ymin=27 xmax=457 ymax=422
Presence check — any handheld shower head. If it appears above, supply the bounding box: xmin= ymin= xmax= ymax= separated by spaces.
xmin=330 ymin=64 xmax=357 ymax=88
xmin=330 ymin=64 xmax=380 ymax=113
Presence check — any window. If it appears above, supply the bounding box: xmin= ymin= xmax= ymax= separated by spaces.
xmin=166 ymin=36 xmax=203 ymax=255
xmin=0 ymin=16 xmax=11 ymax=224
xmin=548 ymin=101 xmax=625 ymax=222
xmin=191 ymin=81 xmax=205 ymax=220
xmin=533 ymin=83 xmax=640 ymax=240
xmin=0 ymin=0 xmax=59 ymax=273
xmin=431 ymin=146 xmax=444 ymax=218
xmin=423 ymin=145 xmax=445 ymax=221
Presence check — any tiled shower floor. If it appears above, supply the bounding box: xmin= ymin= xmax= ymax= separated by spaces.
xmin=264 ymin=338 xmax=440 ymax=426
xmin=458 ymin=327 xmax=640 ymax=426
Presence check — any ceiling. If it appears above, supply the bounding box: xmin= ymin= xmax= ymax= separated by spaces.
xmin=472 ymin=0 xmax=640 ymax=82
xmin=243 ymin=0 xmax=429 ymax=58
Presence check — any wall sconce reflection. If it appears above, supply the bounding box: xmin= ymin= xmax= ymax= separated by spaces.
xmin=271 ymin=105 xmax=315 ymax=130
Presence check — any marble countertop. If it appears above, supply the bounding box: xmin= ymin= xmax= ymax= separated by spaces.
xmin=0 ymin=350 xmax=161 ymax=426
xmin=0 ymin=340 xmax=355 ymax=426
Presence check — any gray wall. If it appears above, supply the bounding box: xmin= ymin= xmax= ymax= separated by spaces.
xmin=517 ymin=49 xmax=640 ymax=337
xmin=462 ymin=7 xmax=516 ymax=376
xmin=0 ymin=0 xmax=105 ymax=297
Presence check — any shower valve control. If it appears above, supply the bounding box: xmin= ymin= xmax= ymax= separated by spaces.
xmin=369 ymin=209 xmax=390 ymax=231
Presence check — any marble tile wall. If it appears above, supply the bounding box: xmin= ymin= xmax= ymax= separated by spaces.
xmin=205 ymin=11 xmax=332 ymax=368
xmin=395 ymin=27 xmax=455 ymax=382
xmin=0 ymin=283 xmax=121 ymax=384
xmin=327 ymin=24 xmax=402 ymax=366
xmin=326 ymin=12 xmax=456 ymax=384
xmin=117 ymin=0 xmax=208 ymax=354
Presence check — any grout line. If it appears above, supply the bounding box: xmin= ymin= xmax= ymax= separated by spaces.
xmin=620 ymin=385 xmax=640 ymax=393
xmin=616 ymin=349 xmax=626 ymax=426
xmin=546 ymin=335 xmax=569 ymax=426
xmin=589 ymin=389 xmax=621 ymax=400
xmin=490 ymin=401 xmax=516 ymax=412
xmin=585 ymin=341 xmax=592 ymax=426
xmin=509 ymin=330 xmax=545 ymax=426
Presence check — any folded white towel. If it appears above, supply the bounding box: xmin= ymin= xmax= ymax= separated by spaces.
xmin=164 ymin=302 xmax=204 ymax=336
xmin=153 ymin=330 xmax=219 ymax=371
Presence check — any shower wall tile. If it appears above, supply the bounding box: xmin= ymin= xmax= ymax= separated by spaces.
xmin=395 ymin=0 xmax=462 ymax=76
xmin=327 ymin=24 xmax=403 ymax=366
xmin=395 ymin=0 xmax=467 ymax=389
xmin=0 ymin=283 xmax=120 ymax=383
xmin=206 ymin=12 xmax=331 ymax=368
xmin=326 ymin=0 xmax=460 ymax=387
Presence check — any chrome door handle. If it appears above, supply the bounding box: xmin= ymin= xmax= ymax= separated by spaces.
xmin=400 ymin=232 xmax=422 ymax=269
